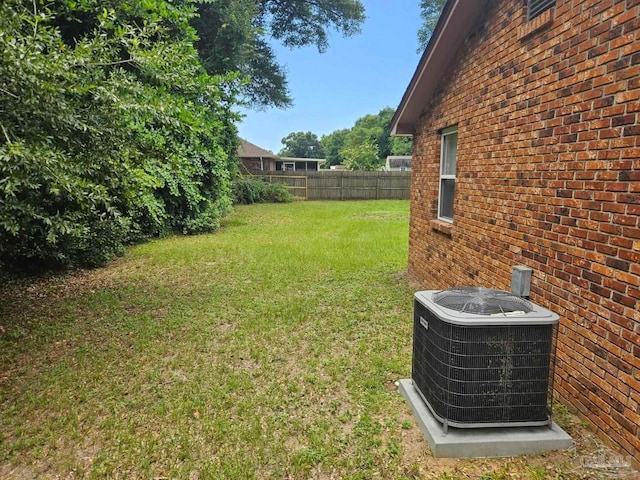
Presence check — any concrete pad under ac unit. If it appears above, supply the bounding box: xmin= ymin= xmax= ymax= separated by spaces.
xmin=397 ymin=379 xmax=573 ymax=458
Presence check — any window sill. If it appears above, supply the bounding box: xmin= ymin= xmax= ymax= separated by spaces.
xmin=517 ymin=8 xmax=554 ymax=41
xmin=431 ymin=219 xmax=453 ymax=236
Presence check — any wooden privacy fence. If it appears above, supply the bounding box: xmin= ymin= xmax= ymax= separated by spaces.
xmin=254 ymin=171 xmax=410 ymax=201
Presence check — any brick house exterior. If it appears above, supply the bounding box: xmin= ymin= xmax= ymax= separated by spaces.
xmin=392 ymin=0 xmax=639 ymax=462
xmin=237 ymin=138 xmax=278 ymax=174
xmin=237 ymin=138 xmax=326 ymax=173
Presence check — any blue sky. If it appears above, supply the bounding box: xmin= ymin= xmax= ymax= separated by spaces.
xmin=236 ymin=0 xmax=423 ymax=154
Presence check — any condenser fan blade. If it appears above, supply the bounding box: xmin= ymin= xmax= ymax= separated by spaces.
xmin=432 ymin=287 xmax=534 ymax=315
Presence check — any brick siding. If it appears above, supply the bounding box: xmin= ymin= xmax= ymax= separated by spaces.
xmin=240 ymin=157 xmax=277 ymax=173
xmin=410 ymin=0 xmax=639 ymax=460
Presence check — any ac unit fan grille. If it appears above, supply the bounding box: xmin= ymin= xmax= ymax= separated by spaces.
xmin=432 ymin=287 xmax=534 ymax=315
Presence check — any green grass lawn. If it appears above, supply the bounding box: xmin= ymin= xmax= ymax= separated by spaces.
xmin=0 ymin=201 xmax=618 ymax=479
xmin=0 ymin=201 xmax=419 ymax=479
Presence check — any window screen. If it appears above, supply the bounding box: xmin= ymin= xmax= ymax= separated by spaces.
xmin=527 ymin=0 xmax=555 ymax=20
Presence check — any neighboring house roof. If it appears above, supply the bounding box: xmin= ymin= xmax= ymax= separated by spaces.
xmin=386 ymin=156 xmax=412 ymax=169
xmin=237 ymin=138 xmax=277 ymax=159
xmin=391 ymin=0 xmax=489 ymax=135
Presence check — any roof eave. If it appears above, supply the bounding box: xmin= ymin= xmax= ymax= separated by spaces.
xmin=390 ymin=0 xmax=488 ymax=136
xmin=279 ymin=157 xmax=326 ymax=163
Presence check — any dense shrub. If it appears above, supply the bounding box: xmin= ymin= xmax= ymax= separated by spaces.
xmin=232 ymin=178 xmax=266 ymax=204
xmin=263 ymin=183 xmax=294 ymax=203
xmin=0 ymin=0 xmax=240 ymax=272
xmin=232 ymin=178 xmax=293 ymax=204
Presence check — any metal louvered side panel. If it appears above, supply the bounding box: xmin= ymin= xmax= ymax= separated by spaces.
xmin=412 ymin=300 xmax=449 ymax=420
xmin=527 ymin=0 xmax=555 ymax=20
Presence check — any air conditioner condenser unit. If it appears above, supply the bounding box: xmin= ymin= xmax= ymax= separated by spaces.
xmin=412 ymin=287 xmax=559 ymax=432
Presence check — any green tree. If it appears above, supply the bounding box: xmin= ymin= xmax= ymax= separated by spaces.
xmin=192 ymin=0 xmax=290 ymax=109
xmin=341 ymin=142 xmax=380 ymax=171
xmin=278 ymin=132 xmax=325 ymax=158
xmin=0 ymin=0 xmax=239 ymax=271
xmin=343 ymin=107 xmax=395 ymax=161
xmin=320 ymin=129 xmax=349 ymax=166
xmin=390 ymin=136 xmax=413 ymax=156
xmin=417 ymin=0 xmax=446 ymax=52
xmin=192 ymin=0 xmax=366 ymax=109
xmin=319 ymin=107 xmax=412 ymax=168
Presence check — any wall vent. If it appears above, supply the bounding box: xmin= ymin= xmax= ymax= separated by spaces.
xmin=527 ymin=0 xmax=555 ymax=20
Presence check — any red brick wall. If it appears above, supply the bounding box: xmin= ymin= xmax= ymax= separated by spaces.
xmin=240 ymin=157 xmax=277 ymax=173
xmin=410 ymin=0 xmax=639 ymax=460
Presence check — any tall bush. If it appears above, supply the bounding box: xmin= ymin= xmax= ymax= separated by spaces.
xmin=0 ymin=0 xmax=240 ymax=270
xmin=232 ymin=178 xmax=293 ymax=204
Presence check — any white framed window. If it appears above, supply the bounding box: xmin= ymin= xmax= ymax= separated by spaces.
xmin=438 ymin=125 xmax=457 ymax=222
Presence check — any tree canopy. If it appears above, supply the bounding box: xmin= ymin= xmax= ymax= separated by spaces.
xmin=278 ymin=132 xmax=325 ymax=158
xmin=280 ymin=108 xmax=413 ymax=171
xmin=339 ymin=107 xmax=412 ymax=170
xmin=192 ymin=0 xmax=366 ymax=109
xmin=341 ymin=142 xmax=380 ymax=171
xmin=320 ymin=129 xmax=350 ymax=166
xmin=417 ymin=0 xmax=446 ymax=52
